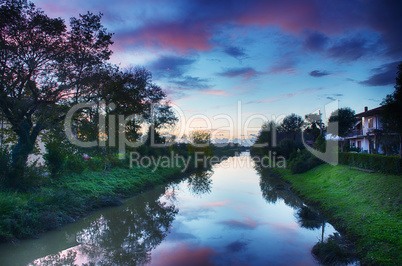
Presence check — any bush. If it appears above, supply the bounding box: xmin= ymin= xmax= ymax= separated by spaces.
xmin=289 ymin=150 xmax=323 ymax=174
xmin=339 ymin=152 xmax=402 ymax=174
xmin=0 ymin=148 xmax=11 ymax=183
xmin=44 ymin=141 xmax=66 ymax=179
xmin=65 ymin=154 xmax=87 ymax=174
xmin=312 ymin=233 xmax=354 ymax=265
xmin=87 ymin=156 xmax=104 ymax=171
xmin=278 ymin=138 xmax=300 ymax=159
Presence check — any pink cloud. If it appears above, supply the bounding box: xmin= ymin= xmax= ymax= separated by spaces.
xmin=270 ymin=221 xmax=300 ymax=232
xmin=116 ymin=22 xmax=213 ymax=53
xmin=202 ymin=90 xmax=232 ymax=97
xmin=260 ymin=97 xmax=280 ymax=103
xmin=218 ymin=67 xmax=261 ymax=80
xmin=220 ymin=217 xmax=259 ymax=230
xmin=151 ymin=244 xmax=216 ymax=266
xmin=202 ymin=200 xmax=232 ymax=207
xmin=235 ymin=0 xmax=320 ymax=33
xmin=259 ymin=87 xmax=323 ymax=103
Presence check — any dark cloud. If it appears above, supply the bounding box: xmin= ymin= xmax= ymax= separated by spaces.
xmin=36 ymin=0 xmax=402 ymax=59
xmin=148 ymin=56 xmax=210 ymax=93
xmin=148 ymin=56 xmax=197 ymax=78
xmin=219 ymin=219 xmax=258 ymax=230
xmin=223 ymin=46 xmax=248 ymax=59
xmin=218 ymin=67 xmax=260 ymax=79
xmin=318 ymin=93 xmax=343 ymax=101
xmin=303 ymin=31 xmax=329 ymax=51
xmin=268 ymin=53 xmax=298 ymax=74
xmin=116 ymin=21 xmax=213 ymax=53
xmin=167 ymin=232 xmax=197 ymax=241
xmin=327 ymin=37 xmax=371 ymax=62
xmin=225 ymin=240 xmax=249 ymax=253
xmin=365 ymin=0 xmax=402 ymax=58
xmin=309 ymin=70 xmax=330 ymax=77
xmin=172 ymin=76 xmax=210 ymax=90
xmin=359 ymin=61 xmax=400 ymax=86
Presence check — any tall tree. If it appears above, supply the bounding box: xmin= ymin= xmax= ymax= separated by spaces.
xmin=100 ymin=67 xmax=176 ymax=146
xmin=279 ymin=113 xmax=304 ymax=140
xmin=0 ymin=0 xmax=113 ymax=183
xmin=381 ymin=62 xmax=402 ymax=157
xmin=328 ymin=108 xmax=355 ymax=152
xmin=328 ymin=108 xmax=355 ymax=137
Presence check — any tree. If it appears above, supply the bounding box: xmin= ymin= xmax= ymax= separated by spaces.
xmin=279 ymin=113 xmax=304 ymax=140
xmin=328 ymin=108 xmax=355 ymax=152
xmin=328 ymin=108 xmax=355 ymax=137
xmin=381 ymin=62 xmax=402 ymax=157
xmin=255 ymin=121 xmax=277 ymax=147
xmin=190 ymin=130 xmax=211 ymax=145
xmin=0 ymin=0 xmax=113 ymax=184
xmin=100 ymin=67 xmax=177 ymax=147
xmin=304 ymin=113 xmax=323 ymax=142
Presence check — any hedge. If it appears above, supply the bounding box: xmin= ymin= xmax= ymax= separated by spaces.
xmin=339 ymin=152 xmax=402 ymax=175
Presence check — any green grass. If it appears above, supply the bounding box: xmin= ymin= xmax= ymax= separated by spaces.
xmin=275 ymin=165 xmax=401 ymax=265
xmin=0 ymin=164 xmax=184 ymax=242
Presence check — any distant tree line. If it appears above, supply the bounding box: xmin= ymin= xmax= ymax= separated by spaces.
xmin=252 ymin=62 xmax=402 ymax=173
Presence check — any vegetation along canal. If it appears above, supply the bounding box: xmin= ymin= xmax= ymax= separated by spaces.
xmin=0 ymin=153 xmax=350 ymax=265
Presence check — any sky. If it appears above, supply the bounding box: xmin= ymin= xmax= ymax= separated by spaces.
xmin=32 ymin=0 xmax=402 ymax=141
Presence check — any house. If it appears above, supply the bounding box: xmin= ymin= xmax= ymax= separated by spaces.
xmin=345 ymin=106 xmax=398 ymax=154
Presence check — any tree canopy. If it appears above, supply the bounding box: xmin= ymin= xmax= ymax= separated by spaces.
xmin=381 ymin=61 xmax=402 ymax=157
xmin=279 ymin=113 xmax=304 ymax=141
xmin=0 ymin=0 xmax=176 ymax=186
xmin=328 ymin=107 xmax=356 ymax=137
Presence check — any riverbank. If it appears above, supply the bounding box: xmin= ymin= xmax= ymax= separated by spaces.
xmin=275 ymin=164 xmax=401 ymax=265
xmin=0 ymin=164 xmax=186 ymax=243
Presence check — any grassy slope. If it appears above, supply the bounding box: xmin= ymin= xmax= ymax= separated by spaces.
xmin=0 ymin=165 xmax=184 ymax=242
xmin=275 ymin=165 xmax=401 ymax=264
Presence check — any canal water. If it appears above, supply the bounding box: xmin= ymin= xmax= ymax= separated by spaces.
xmin=0 ymin=153 xmax=339 ymax=265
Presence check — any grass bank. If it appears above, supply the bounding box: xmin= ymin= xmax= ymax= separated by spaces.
xmin=275 ymin=164 xmax=401 ymax=265
xmin=0 ymin=164 xmax=185 ymax=243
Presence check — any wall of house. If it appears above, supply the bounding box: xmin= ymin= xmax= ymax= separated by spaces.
xmin=362 ymin=114 xmax=382 ymax=135
xmin=350 ymin=138 xmax=370 ymax=153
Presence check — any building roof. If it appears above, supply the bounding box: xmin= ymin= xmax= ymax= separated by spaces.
xmin=355 ymin=106 xmax=383 ymax=118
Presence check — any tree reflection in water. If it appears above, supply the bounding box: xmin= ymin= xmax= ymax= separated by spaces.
xmin=30 ymin=250 xmax=78 ymax=266
xmin=29 ymin=167 xmax=213 ymax=266
xmin=254 ymin=159 xmax=351 ymax=263
xmin=76 ymin=185 xmax=178 ymax=265
xmin=186 ymin=169 xmax=213 ymax=197
xmin=254 ymin=162 xmax=304 ymax=209
xmin=296 ymin=206 xmax=326 ymax=243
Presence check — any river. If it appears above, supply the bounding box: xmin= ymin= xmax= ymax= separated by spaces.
xmin=0 ymin=153 xmax=340 ymax=265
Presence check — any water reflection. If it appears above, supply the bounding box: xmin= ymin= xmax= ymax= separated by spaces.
xmin=28 ymin=167 xmax=215 ymax=265
xmin=0 ymin=154 xmax=344 ymax=265
xmin=254 ymin=158 xmax=357 ymax=265
xmin=186 ymin=169 xmax=213 ymax=196
xmin=254 ymin=162 xmax=304 ymax=209
xmin=32 ymin=185 xmax=179 ymax=265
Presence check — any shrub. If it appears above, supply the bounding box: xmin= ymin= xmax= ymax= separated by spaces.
xmin=339 ymin=152 xmax=401 ymax=174
xmin=65 ymin=154 xmax=87 ymax=174
xmin=87 ymin=156 xmax=104 ymax=171
xmin=278 ymin=138 xmax=300 ymax=159
xmin=44 ymin=141 xmax=66 ymax=179
xmin=0 ymin=148 xmax=11 ymax=183
xmin=289 ymin=150 xmax=323 ymax=174
xmin=312 ymin=233 xmax=354 ymax=265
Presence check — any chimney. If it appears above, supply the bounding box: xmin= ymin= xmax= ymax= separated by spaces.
xmin=364 ymin=106 xmax=368 ymax=112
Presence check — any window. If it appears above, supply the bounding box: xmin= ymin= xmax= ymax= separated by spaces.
xmin=368 ymin=118 xmax=374 ymax=129
xmin=357 ymin=141 xmax=361 ymax=148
